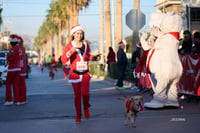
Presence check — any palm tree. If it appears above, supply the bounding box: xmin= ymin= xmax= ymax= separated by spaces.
xmin=48 ymin=0 xmax=68 ymax=59
xmin=115 ymin=0 xmax=122 ymax=51
xmin=34 ymin=0 xmax=91 ymax=59
xmin=105 ymin=0 xmax=112 ymax=56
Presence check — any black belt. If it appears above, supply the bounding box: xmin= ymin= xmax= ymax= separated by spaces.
xmin=73 ymin=69 xmax=89 ymax=75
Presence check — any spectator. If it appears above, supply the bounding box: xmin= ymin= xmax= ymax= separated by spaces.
xmin=106 ymin=47 xmax=116 ymax=76
xmin=131 ymin=44 xmax=142 ymax=89
xmin=179 ymin=30 xmax=193 ymax=54
xmin=192 ymin=31 xmax=200 ymax=53
xmin=116 ymin=40 xmax=128 ymax=89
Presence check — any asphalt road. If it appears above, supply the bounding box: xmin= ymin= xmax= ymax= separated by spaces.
xmin=0 ymin=65 xmax=200 ymax=133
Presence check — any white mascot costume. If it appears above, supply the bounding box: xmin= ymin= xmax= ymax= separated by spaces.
xmin=140 ymin=12 xmax=183 ymax=109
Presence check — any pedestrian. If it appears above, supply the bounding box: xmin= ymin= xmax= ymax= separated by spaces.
xmin=178 ymin=30 xmax=193 ymax=54
xmin=116 ymin=40 xmax=128 ymax=89
xmin=61 ymin=24 xmax=101 ymax=124
xmin=192 ymin=31 xmax=200 ymax=53
xmin=25 ymin=54 xmax=30 ymax=79
xmin=40 ymin=57 xmax=44 ymax=72
xmin=131 ymin=43 xmax=141 ymax=90
xmin=63 ymin=61 xmax=70 ymax=79
xmin=46 ymin=55 xmax=51 ymax=69
xmin=4 ymin=34 xmax=21 ymax=105
xmin=49 ymin=54 xmax=57 ymax=80
xmin=106 ymin=47 xmax=116 ymax=77
xmin=18 ymin=36 xmax=28 ymax=104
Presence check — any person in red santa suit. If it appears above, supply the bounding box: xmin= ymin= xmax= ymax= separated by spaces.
xmin=61 ymin=24 xmax=100 ymax=124
xmin=63 ymin=61 xmax=70 ymax=79
xmin=4 ymin=34 xmax=22 ymax=105
xmin=49 ymin=54 xmax=57 ymax=80
xmin=18 ymin=36 xmax=28 ymax=104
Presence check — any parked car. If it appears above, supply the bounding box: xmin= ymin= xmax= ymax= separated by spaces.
xmin=0 ymin=51 xmax=8 ymax=86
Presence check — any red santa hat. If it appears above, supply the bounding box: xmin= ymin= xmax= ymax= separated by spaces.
xmin=8 ymin=34 xmax=20 ymax=42
xmin=136 ymin=42 xmax=142 ymax=48
xmin=70 ymin=24 xmax=84 ymax=35
xmin=17 ymin=36 xmax=24 ymax=45
xmin=118 ymin=40 xmax=126 ymax=47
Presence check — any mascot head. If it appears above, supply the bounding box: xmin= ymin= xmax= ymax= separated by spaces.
xmin=160 ymin=11 xmax=183 ymax=33
xmin=149 ymin=12 xmax=165 ymax=37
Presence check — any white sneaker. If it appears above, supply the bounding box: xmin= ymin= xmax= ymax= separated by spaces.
xmin=4 ymin=101 xmax=13 ymax=106
xmin=144 ymin=99 xmax=164 ymax=109
xmin=15 ymin=102 xmax=21 ymax=105
xmin=20 ymin=101 xmax=28 ymax=105
xmin=164 ymin=101 xmax=179 ymax=107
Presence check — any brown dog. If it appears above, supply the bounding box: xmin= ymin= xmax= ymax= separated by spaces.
xmin=119 ymin=96 xmax=143 ymax=128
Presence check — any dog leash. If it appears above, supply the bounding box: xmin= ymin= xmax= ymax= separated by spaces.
xmin=91 ymin=62 xmax=127 ymax=98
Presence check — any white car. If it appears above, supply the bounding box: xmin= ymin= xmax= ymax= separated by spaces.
xmin=0 ymin=51 xmax=8 ymax=86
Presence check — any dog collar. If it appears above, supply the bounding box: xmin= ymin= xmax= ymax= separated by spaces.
xmin=126 ymin=99 xmax=143 ymax=112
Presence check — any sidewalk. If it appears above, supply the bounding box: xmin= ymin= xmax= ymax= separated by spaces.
xmin=0 ymin=65 xmax=200 ymax=133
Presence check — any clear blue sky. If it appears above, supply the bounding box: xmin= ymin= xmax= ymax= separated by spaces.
xmin=1 ymin=0 xmax=156 ymax=41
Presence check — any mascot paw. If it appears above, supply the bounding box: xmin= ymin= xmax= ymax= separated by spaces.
xmin=141 ymin=32 xmax=148 ymax=41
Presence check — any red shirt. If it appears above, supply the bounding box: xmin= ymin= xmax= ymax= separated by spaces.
xmin=7 ymin=45 xmax=21 ymax=72
xmin=51 ymin=57 xmax=56 ymax=65
xmin=107 ymin=50 xmax=116 ymax=63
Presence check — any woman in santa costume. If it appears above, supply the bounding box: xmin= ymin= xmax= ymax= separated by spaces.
xmin=61 ymin=24 xmax=100 ymax=123
xmin=4 ymin=34 xmax=21 ymax=105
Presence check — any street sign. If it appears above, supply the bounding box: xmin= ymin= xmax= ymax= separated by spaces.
xmin=126 ymin=9 xmax=146 ymax=31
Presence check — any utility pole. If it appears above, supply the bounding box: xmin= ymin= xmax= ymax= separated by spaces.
xmin=111 ymin=0 xmax=115 ymax=49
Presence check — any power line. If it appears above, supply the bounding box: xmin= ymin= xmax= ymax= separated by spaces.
xmin=4 ymin=2 xmax=50 ymax=5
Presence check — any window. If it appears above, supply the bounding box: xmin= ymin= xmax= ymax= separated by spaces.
xmin=190 ymin=8 xmax=200 ymax=21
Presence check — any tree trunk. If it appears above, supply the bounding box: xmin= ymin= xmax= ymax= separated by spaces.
xmin=54 ymin=34 xmax=58 ymax=60
xmin=58 ymin=22 xmax=63 ymax=58
xmin=65 ymin=19 xmax=70 ymax=45
xmin=115 ymin=0 xmax=122 ymax=52
xmin=99 ymin=0 xmax=104 ymax=64
xmin=105 ymin=0 xmax=112 ymax=56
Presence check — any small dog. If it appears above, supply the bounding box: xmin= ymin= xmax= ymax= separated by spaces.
xmin=119 ymin=96 xmax=143 ymax=128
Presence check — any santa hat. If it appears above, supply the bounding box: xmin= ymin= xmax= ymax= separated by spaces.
xmin=8 ymin=34 xmax=20 ymax=42
xmin=136 ymin=42 xmax=142 ymax=48
xmin=70 ymin=24 xmax=84 ymax=35
xmin=118 ymin=40 xmax=126 ymax=47
xmin=17 ymin=36 xmax=24 ymax=45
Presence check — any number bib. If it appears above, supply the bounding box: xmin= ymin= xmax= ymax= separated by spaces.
xmin=76 ymin=61 xmax=88 ymax=71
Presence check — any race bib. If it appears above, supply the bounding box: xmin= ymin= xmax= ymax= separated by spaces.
xmin=76 ymin=61 xmax=88 ymax=71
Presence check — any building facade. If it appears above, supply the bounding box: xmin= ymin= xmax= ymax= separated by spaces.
xmin=155 ymin=0 xmax=200 ymax=32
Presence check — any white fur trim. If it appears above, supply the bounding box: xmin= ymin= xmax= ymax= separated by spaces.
xmin=118 ymin=40 xmax=126 ymax=47
xmin=20 ymin=73 xmax=26 ymax=76
xmin=9 ymin=37 xmax=20 ymax=42
xmin=70 ymin=25 xmax=84 ymax=35
xmin=68 ymin=75 xmax=83 ymax=83
xmin=8 ymin=68 xmax=21 ymax=71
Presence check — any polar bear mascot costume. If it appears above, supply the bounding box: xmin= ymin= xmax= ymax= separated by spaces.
xmin=140 ymin=12 xmax=183 ymax=109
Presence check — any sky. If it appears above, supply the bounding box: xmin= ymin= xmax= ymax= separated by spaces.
xmin=1 ymin=0 xmax=157 ymax=41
